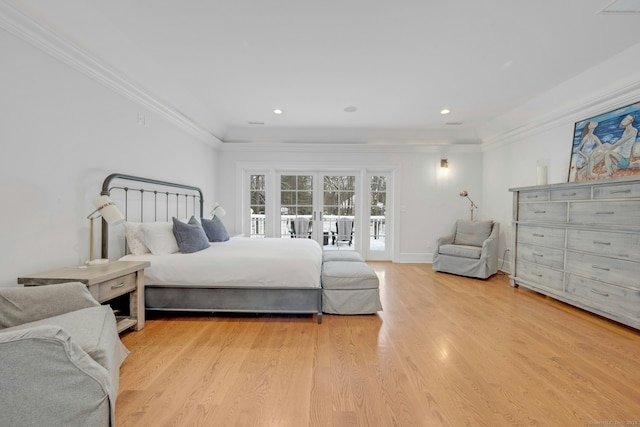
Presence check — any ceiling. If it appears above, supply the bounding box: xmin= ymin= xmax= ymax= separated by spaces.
xmin=5 ymin=0 xmax=640 ymax=145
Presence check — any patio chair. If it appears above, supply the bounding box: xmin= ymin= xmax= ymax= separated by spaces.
xmin=291 ymin=218 xmax=312 ymax=238
xmin=335 ymin=218 xmax=354 ymax=246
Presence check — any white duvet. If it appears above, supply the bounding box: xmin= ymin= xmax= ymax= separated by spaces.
xmin=120 ymin=237 xmax=323 ymax=288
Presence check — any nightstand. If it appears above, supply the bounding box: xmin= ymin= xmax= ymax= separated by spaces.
xmin=18 ymin=261 xmax=150 ymax=333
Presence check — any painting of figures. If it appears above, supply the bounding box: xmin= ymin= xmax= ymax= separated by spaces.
xmin=568 ymin=101 xmax=640 ymax=182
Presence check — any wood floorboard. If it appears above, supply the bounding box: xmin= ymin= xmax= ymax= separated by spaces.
xmin=117 ymin=263 xmax=640 ymax=426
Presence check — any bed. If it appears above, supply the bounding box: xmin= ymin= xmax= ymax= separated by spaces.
xmin=99 ymin=173 xmax=324 ymax=323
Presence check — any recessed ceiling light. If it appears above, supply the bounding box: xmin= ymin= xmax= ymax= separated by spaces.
xmin=273 ymin=108 xmax=284 ymax=115
xmin=440 ymin=109 xmax=451 ymax=115
xmin=344 ymin=106 xmax=358 ymax=113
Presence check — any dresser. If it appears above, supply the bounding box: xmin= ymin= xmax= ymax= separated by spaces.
xmin=509 ymin=177 xmax=640 ymax=330
xmin=18 ymin=261 xmax=150 ymax=333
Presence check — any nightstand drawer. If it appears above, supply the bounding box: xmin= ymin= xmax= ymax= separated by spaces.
xmin=96 ymin=273 xmax=136 ymax=302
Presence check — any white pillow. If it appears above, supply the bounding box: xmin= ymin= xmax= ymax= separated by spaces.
xmin=124 ymin=222 xmax=150 ymax=256
xmin=140 ymin=222 xmax=180 ymax=255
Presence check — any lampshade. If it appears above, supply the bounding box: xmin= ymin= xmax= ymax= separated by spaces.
xmin=93 ymin=195 xmax=125 ymax=225
xmin=211 ymin=203 xmax=226 ymax=217
xmin=87 ymin=195 xmax=124 ymax=265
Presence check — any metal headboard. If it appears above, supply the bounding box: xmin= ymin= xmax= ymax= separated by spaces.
xmin=100 ymin=173 xmax=204 ymax=259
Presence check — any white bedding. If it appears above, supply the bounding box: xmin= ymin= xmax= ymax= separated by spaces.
xmin=120 ymin=237 xmax=323 ymax=288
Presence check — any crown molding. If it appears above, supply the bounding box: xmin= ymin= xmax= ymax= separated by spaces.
xmin=481 ymin=78 xmax=640 ymax=152
xmin=0 ymin=2 xmax=221 ymax=146
xmin=217 ymin=141 xmax=483 ymax=154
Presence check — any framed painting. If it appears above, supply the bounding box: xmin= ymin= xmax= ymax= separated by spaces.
xmin=568 ymin=101 xmax=640 ymax=182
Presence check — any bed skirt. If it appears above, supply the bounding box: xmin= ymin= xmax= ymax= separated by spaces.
xmin=145 ymin=286 xmax=323 ymax=323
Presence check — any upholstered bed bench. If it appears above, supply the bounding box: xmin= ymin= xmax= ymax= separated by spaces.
xmin=321 ymin=252 xmax=382 ymax=315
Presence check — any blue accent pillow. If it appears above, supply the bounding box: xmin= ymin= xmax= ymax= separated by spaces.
xmin=201 ymin=215 xmax=230 ymax=242
xmin=172 ymin=217 xmax=210 ymax=253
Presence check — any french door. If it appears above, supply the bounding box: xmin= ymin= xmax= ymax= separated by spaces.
xmin=245 ymin=168 xmax=392 ymax=260
xmin=277 ymin=172 xmax=358 ymax=251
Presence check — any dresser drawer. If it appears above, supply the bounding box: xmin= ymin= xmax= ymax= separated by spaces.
xmin=515 ymin=261 xmax=564 ymax=291
xmin=96 ymin=273 xmax=136 ymax=302
xmin=517 ymin=225 xmax=565 ymax=248
xmin=569 ymin=201 xmax=640 ymax=227
xmin=565 ymin=251 xmax=640 ymax=288
xmin=566 ymin=229 xmax=640 ymax=261
xmin=566 ymin=274 xmax=640 ymax=319
xmin=550 ymin=187 xmax=591 ymax=201
xmin=593 ymin=182 xmax=640 ymax=199
xmin=516 ymin=243 xmax=564 ymax=269
xmin=519 ymin=189 xmax=549 ymax=202
xmin=518 ymin=202 xmax=567 ymax=223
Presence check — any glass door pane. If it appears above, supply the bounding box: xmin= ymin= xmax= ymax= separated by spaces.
xmin=280 ymin=174 xmax=314 ymax=239
xmin=322 ymin=175 xmax=356 ymax=251
xmin=249 ymin=174 xmax=266 ymax=238
xmin=368 ymin=173 xmax=391 ymax=260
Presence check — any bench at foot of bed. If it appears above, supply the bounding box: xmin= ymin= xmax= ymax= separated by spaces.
xmin=321 ymin=252 xmax=382 ymax=315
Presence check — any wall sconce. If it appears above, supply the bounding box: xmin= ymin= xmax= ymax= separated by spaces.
xmin=87 ymin=195 xmax=125 ymax=265
xmin=211 ymin=203 xmax=226 ymax=217
xmin=440 ymin=158 xmax=449 ymax=169
xmin=459 ymin=190 xmax=478 ymax=221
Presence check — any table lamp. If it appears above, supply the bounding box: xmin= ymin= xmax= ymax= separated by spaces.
xmin=87 ymin=195 xmax=125 ymax=265
xmin=211 ymin=203 xmax=226 ymax=217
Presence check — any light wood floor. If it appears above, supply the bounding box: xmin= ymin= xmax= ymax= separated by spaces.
xmin=117 ymin=263 xmax=640 ymax=426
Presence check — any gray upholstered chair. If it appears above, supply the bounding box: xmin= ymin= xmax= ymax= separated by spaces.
xmin=0 ymin=282 xmax=129 ymax=427
xmin=432 ymin=220 xmax=500 ymax=279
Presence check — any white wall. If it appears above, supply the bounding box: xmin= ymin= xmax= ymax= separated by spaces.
xmin=217 ymin=146 xmax=484 ymax=262
xmin=482 ymin=42 xmax=640 ymax=273
xmin=0 ymin=29 xmax=217 ymax=286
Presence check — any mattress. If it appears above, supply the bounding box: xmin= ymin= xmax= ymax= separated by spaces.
xmin=120 ymin=237 xmax=322 ymax=288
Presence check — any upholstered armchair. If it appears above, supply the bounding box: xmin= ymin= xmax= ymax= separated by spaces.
xmin=432 ymin=220 xmax=500 ymax=279
xmin=0 ymin=283 xmax=129 ymax=427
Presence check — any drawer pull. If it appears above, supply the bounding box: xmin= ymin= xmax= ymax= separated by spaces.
xmin=562 ymin=192 xmax=577 ymax=196
xmin=596 ymin=211 xmax=615 ymax=215
xmin=532 ymin=253 xmax=544 ymax=257
xmin=534 ymin=210 xmax=546 ymax=214
xmin=111 ymin=282 xmax=126 ymax=289
xmin=590 ymin=289 xmax=609 ymax=297
xmin=591 ymin=265 xmax=610 ymax=272
xmin=527 ymin=195 xmax=539 ymax=199
xmin=533 ymin=273 xmax=543 ymax=277
xmin=610 ymin=189 xmax=631 ymax=194
xmin=533 ymin=233 xmax=545 ymax=237
xmin=592 ymin=240 xmax=611 ymax=246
